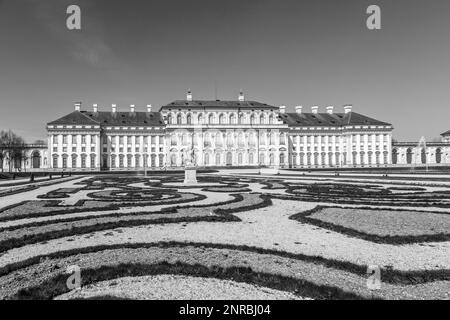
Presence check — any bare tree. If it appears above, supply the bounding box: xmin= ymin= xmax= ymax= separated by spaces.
xmin=0 ymin=130 xmax=27 ymax=173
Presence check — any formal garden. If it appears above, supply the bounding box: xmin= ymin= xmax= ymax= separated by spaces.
xmin=0 ymin=170 xmax=448 ymax=300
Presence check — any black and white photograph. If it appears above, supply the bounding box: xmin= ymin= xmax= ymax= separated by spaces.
xmin=0 ymin=0 xmax=449 ymax=308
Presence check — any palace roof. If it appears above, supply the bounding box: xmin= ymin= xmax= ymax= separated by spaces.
xmin=160 ymin=100 xmax=277 ymax=110
xmin=441 ymin=130 xmax=450 ymax=136
xmin=279 ymin=112 xmax=392 ymax=127
xmin=47 ymin=110 xmax=165 ymax=127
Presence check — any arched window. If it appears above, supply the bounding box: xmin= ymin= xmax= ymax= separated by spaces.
xmin=238 ymin=153 xmax=243 ymax=164
xmin=249 ymin=153 xmax=254 ymax=164
xmin=280 ymin=153 xmax=285 ymax=165
xmin=250 ymin=114 xmax=255 ymax=125
xmin=170 ymin=154 xmax=177 ymax=166
xmin=215 ymin=153 xmax=221 ymax=165
xmin=52 ymin=155 xmax=58 ymax=168
xmin=135 ymin=155 xmax=140 ymax=168
xmin=167 ymin=114 xmax=172 ymax=124
xmin=421 ymin=148 xmax=426 ymax=164
xmin=31 ymin=151 xmax=41 ymax=169
xmin=436 ymin=148 xmax=442 ymax=164
xmin=151 ymin=154 xmax=156 ymax=167
xmin=90 ymin=155 xmax=96 ymax=168
xmin=238 ymin=132 xmax=244 ymax=146
xmin=269 ymin=115 xmax=274 ymax=124
xmin=238 ymin=113 xmax=244 ymax=124
xmin=204 ymin=153 xmax=210 ymax=165
xmin=81 ymin=154 xmax=87 ymax=168
xmin=392 ymin=149 xmax=398 ymax=164
xmin=198 ymin=114 xmax=203 ymax=124
xmin=119 ymin=155 xmax=124 ymax=168
xmin=186 ymin=114 xmax=192 ymax=125
xmin=260 ymin=114 xmax=265 ymax=124
xmin=177 ymin=114 xmax=182 ymax=125
xmin=71 ymin=154 xmax=77 ymax=168
xmin=208 ymin=113 xmax=214 ymax=124
xmin=270 ymin=132 xmax=276 ymax=145
xmin=269 ymin=153 xmax=275 ymax=165
xmin=406 ymin=148 xmax=413 ymax=164
xmin=219 ymin=114 xmax=225 ymax=124
xmin=230 ymin=114 xmax=236 ymax=124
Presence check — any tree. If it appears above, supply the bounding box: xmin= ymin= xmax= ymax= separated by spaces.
xmin=0 ymin=130 xmax=27 ymax=172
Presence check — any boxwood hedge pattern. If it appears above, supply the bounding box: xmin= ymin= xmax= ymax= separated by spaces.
xmin=0 ymin=173 xmax=449 ymax=300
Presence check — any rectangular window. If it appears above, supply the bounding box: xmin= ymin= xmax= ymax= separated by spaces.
xmin=63 ymin=147 xmax=67 ymax=153
xmin=72 ymin=136 xmax=77 ymax=144
xmin=81 ymin=157 xmax=86 ymax=168
xmin=135 ymin=147 xmax=139 ymax=153
xmin=91 ymin=147 xmax=95 ymax=152
xmin=72 ymin=147 xmax=76 ymax=152
xmin=91 ymin=135 xmax=96 ymax=144
xmin=81 ymin=147 xmax=86 ymax=152
xmin=119 ymin=136 xmax=124 ymax=144
xmin=82 ymin=135 xmax=86 ymax=144
xmin=63 ymin=135 xmax=68 ymax=144
xmin=53 ymin=147 xmax=58 ymax=152
xmin=90 ymin=156 xmax=95 ymax=168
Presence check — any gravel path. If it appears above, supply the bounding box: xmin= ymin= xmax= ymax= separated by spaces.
xmin=54 ymin=275 xmax=304 ymax=300
xmin=1 ymin=199 xmax=448 ymax=271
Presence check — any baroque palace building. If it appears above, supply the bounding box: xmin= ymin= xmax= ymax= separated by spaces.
xmin=41 ymin=90 xmax=400 ymax=171
xmin=4 ymin=91 xmax=449 ymax=172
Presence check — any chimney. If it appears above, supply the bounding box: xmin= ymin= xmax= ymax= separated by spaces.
xmin=74 ymin=102 xmax=81 ymax=111
xmin=130 ymin=104 xmax=135 ymax=113
xmin=326 ymin=106 xmax=334 ymax=114
xmin=147 ymin=104 xmax=152 ymax=113
xmin=295 ymin=106 xmax=302 ymax=114
xmin=187 ymin=89 xmax=193 ymax=101
xmin=238 ymin=89 xmax=245 ymax=102
xmin=311 ymin=106 xmax=319 ymax=114
xmin=112 ymin=104 xmax=117 ymax=113
xmin=344 ymin=104 xmax=353 ymax=114
xmin=93 ymin=104 xmax=98 ymax=113
xmin=279 ymin=105 xmax=286 ymax=114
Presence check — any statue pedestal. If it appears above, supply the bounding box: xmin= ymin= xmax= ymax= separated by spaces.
xmin=184 ymin=166 xmax=198 ymax=185
xmin=259 ymin=167 xmax=279 ymax=175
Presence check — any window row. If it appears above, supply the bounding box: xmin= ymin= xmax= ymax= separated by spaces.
xmin=167 ymin=113 xmax=277 ymax=125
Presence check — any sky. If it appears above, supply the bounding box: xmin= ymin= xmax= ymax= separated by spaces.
xmin=0 ymin=0 xmax=449 ymax=142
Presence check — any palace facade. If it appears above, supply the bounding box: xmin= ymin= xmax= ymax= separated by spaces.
xmin=41 ymin=90 xmax=400 ymax=171
xmin=4 ymin=91 xmax=449 ymax=172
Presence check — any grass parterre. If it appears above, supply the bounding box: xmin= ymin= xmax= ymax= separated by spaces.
xmin=0 ymin=172 xmax=448 ymax=300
